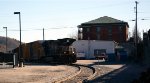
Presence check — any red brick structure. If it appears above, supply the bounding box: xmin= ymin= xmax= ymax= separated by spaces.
xmin=78 ymin=16 xmax=129 ymax=43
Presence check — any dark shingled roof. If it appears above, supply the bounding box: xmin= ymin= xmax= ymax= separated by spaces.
xmin=82 ymin=16 xmax=127 ymax=24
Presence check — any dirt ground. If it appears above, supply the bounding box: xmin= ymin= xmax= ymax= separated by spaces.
xmin=0 ymin=60 xmax=124 ymax=83
xmin=0 ymin=65 xmax=79 ymax=83
xmin=0 ymin=60 xmax=147 ymax=83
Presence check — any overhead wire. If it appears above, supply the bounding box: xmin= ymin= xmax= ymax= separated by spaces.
xmin=0 ymin=27 xmax=76 ymax=32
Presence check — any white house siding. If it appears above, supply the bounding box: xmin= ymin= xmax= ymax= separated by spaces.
xmin=72 ymin=40 xmax=116 ymax=59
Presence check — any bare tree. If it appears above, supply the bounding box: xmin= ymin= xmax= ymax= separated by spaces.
xmin=68 ymin=31 xmax=78 ymax=40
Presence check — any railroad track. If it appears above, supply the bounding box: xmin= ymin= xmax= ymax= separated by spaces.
xmin=56 ymin=65 xmax=96 ymax=83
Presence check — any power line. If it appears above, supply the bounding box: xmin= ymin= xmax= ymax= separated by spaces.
xmin=0 ymin=27 xmax=76 ymax=32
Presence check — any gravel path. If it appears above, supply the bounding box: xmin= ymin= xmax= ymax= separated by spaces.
xmin=0 ymin=65 xmax=79 ymax=83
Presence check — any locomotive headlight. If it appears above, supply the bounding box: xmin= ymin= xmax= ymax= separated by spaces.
xmin=72 ymin=52 xmax=74 ymax=54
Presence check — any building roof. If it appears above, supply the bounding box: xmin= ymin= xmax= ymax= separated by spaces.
xmin=82 ymin=16 xmax=127 ymax=24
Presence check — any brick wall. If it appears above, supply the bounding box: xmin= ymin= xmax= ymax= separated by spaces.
xmin=80 ymin=24 xmax=128 ymax=43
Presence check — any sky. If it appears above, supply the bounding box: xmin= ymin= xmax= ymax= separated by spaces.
xmin=0 ymin=0 xmax=150 ymax=43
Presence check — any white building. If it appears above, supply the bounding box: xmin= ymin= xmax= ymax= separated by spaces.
xmin=72 ymin=40 xmax=116 ymax=59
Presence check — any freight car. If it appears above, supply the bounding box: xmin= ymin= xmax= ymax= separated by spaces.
xmin=13 ymin=38 xmax=76 ymax=64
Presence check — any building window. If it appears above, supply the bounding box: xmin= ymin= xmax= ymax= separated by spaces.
xmin=87 ymin=28 xmax=90 ymax=32
xmin=96 ymin=27 xmax=101 ymax=32
xmin=78 ymin=33 xmax=83 ymax=40
xmin=120 ymin=33 xmax=124 ymax=42
xmin=108 ymin=34 xmax=112 ymax=40
xmin=97 ymin=34 xmax=100 ymax=40
xmin=119 ymin=26 xmax=124 ymax=42
xmin=108 ymin=27 xmax=112 ymax=40
xmin=119 ymin=26 xmax=123 ymax=31
xmin=108 ymin=27 xmax=112 ymax=33
xmin=78 ymin=28 xmax=83 ymax=40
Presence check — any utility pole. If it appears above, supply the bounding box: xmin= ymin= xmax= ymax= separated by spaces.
xmin=135 ymin=1 xmax=138 ymax=61
xmin=43 ymin=28 xmax=45 ymax=41
xmin=3 ymin=27 xmax=7 ymax=53
xmin=14 ymin=12 xmax=23 ymax=67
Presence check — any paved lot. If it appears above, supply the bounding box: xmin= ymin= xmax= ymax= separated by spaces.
xmin=76 ymin=60 xmax=148 ymax=83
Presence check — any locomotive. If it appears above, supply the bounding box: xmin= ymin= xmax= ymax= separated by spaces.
xmin=13 ymin=38 xmax=76 ymax=64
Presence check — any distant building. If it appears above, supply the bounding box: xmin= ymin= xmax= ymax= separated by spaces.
xmin=78 ymin=16 xmax=129 ymax=43
xmin=72 ymin=40 xmax=116 ymax=59
xmin=143 ymin=29 xmax=150 ymax=46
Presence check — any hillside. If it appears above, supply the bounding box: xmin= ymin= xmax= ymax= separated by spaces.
xmin=0 ymin=36 xmax=20 ymax=52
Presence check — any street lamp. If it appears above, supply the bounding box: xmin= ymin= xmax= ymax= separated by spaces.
xmin=3 ymin=27 xmax=7 ymax=53
xmin=43 ymin=28 xmax=45 ymax=41
xmin=14 ymin=12 xmax=23 ymax=67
